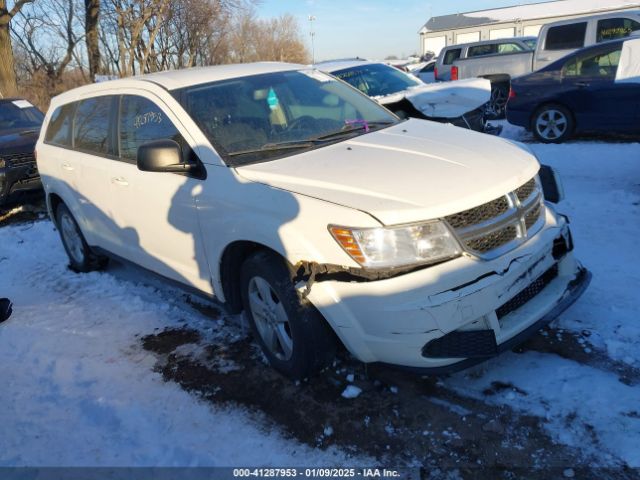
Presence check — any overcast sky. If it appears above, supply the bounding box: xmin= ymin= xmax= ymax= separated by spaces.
xmin=256 ymin=0 xmax=539 ymax=61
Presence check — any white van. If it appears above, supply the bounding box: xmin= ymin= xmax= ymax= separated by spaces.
xmin=36 ymin=62 xmax=589 ymax=379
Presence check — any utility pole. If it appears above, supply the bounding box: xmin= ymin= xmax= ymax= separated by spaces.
xmin=308 ymin=15 xmax=316 ymax=65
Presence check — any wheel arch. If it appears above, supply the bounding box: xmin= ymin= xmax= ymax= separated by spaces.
xmin=218 ymin=240 xmax=284 ymax=313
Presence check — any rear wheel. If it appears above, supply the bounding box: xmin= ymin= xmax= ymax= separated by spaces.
xmin=532 ymin=104 xmax=574 ymax=143
xmin=240 ymin=250 xmax=336 ymax=379
xmin=55 ymin=203 xmax=108 ymax=272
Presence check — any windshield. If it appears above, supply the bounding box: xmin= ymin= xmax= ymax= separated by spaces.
xmin=0 ymin=101 xmax=44 ymax=132
xmin=332 ymin=63 xmax=422 ymax=98
xmin=182 ymin=69 xmax=398 ymax=166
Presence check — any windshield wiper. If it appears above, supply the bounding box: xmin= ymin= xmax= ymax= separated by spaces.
xmin=227 ymin=141 xmax=319 ymax=157
xmin=227 ymin=121 xmax=395 ymax=158
xmin=314 ymin=121 xmax=395 ymax=141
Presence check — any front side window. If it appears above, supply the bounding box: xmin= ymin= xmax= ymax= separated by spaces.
xmin=73 ymin=96 xmax=111 ymax=154
xmin=119 ymin=96 xmax=184 ymax=162
xmin=597 ymin=17 xmax=640 ymax=42
xmin=0 ymin=100 xmax=44 ymax=133
xmin=333 ymin=63 xmax=421 ymax=98
xmin=45 ymin=103 xmax=74 ymax=146
xmin=563 ymin=47 xmax=622 ymax=78
xmin=523 ymin=38 xmax=538 ymax=50
xmin=497 ymin=42 xmax=525 ymax=54
xmin=545 ymin=23 xmax=587 ymax=50
xmin=443 ymin=48 xmax=462 ymax=65
xmin=182 ymin=70 xmax=398 ymax=166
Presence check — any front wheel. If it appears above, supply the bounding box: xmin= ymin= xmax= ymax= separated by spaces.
xmin=240 ymin=251 xmax=336 ymax=379
xmin=55 ymin=203 xmax=108 ymax=272
xmin=531 ymin=104 xmax=574 ymax=143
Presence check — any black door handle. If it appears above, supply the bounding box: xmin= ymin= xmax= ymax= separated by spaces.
xmin=576 ymin=81 xmax=590 ymax=88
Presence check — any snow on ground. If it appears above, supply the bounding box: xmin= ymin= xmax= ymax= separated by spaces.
xmin=0 ymin=123 xmax=639 ymax=468
xmin=0 ymin=222 xmax=365 ymax=466
xmin=443 ymin=124 xmax=640 ymax=467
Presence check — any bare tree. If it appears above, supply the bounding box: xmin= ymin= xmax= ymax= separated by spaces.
xmin=85 ymin=0 xmax=101 ymax=81
xmin=12 ymin=0 xmax=86 ymax=94
xmin=0 ymin=0 xmax=33 ymax=97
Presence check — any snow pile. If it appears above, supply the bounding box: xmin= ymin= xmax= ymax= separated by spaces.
xmin=0 ymin=222 xmax=364 ymax=466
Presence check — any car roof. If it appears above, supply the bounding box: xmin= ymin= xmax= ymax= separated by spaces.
xmin=443 ymin=36 xmax=536 ymax=51
xmin=50 ymin=62 xmax=306 ymax=105
xmin=316 ymin=59 xmax=388 ymax=72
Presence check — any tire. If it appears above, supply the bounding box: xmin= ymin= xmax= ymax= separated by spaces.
xmin=240 ymin=250 xmax=336 ymax=379
xmin=531 ymin=104 xmax=574 ymax=143
xmin=485 ymin=82 xmax=509 ymax=120
xmin=55 ymin=203 xmax=108 ymax=272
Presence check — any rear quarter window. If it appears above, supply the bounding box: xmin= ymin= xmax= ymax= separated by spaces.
xmin=45 ymin=103 xmax=75 ymax=146
xmin=545 ymin=23 xmax=587 ymax=50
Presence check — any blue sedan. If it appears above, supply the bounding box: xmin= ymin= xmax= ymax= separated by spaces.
xmin=507 ymin=38 xmax=640 ymax=143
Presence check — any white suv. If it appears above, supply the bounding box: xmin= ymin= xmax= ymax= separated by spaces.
xmin=36 ymin=62 xmax=590 ymax=379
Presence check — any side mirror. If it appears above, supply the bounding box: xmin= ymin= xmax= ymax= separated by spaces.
xmin=137 ymin=139 xmax=196 ymax=173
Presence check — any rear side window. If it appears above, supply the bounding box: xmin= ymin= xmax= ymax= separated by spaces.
xmin=545 ymin=23 xmax=587 ymax=50
xmin=73 ymin=97 xmax=112 ymax=155
xmin=45 ymin=104 xmax=74 ymax=146
xmin=119 ymin=95 xmax=183 ymax=162
xmin=443 ymin=48 xmax=461 ymax=65
xmin=468 ymin=44 xmax=498 ymax=57
xmin=597 ymin=18 xmax=640 ymax=42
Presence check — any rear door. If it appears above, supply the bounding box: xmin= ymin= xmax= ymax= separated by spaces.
xmin=71 ymin=95 xmax=121 ymax=250
xmin=560 ymin=44 xmax=638 ymax=131
xmin=108 ymin=92 xmax=213 ymax=294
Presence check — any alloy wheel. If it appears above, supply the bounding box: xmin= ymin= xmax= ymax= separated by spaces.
xmin=536 ymin=109 xmax=568 ymax=141
xmin=248 ymin=276 xmax=294 ymax=361
xmin=60 ymin=212 xmax=85 ymax=264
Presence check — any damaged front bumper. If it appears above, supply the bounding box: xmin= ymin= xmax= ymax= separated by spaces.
xmin=304 ymin=208 xmax=590 ymax=372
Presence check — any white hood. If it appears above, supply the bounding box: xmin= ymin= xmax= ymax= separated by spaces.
xmin=236 ymin=119 xmax=539 ymax=226
xmin=376 ymin=78 xmax=491 ymax=118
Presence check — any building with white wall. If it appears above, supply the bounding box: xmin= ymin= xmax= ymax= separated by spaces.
xmin=419 ymin=0 xmax=640 ymax=56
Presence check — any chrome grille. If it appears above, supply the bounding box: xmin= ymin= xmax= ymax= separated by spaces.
xmin=445 ymin=176 xmax=545 ymax=259
xmin=466 ymin=225 xmax=518 ymax=254
xmin=445 ymin=196 xmax=510 ymax=229
xmin=515 ymin=177 xmax=536 ymax=202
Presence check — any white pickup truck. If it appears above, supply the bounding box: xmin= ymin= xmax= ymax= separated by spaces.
xmin=436 ymin=11 xmax=640 ymax=117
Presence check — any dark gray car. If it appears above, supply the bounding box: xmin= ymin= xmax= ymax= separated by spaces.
xmin=0 ymin=98 xmax=44 ymax=205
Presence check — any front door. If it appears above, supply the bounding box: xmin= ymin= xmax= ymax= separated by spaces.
xmin=561 ymin=45 xmax=638 ymax=131
xmin=108 ymin=93 xmax=213 ymax=294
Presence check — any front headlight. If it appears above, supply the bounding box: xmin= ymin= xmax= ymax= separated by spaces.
xmin=329 ymin=221 xmax=462 ymax=269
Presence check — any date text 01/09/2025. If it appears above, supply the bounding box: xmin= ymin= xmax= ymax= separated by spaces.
xmin=232 ymin=468 xmax=403 ymax=478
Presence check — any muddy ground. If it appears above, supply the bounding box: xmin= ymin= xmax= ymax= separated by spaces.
xmin=141 ymin=308 xmax=640 ymax=479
